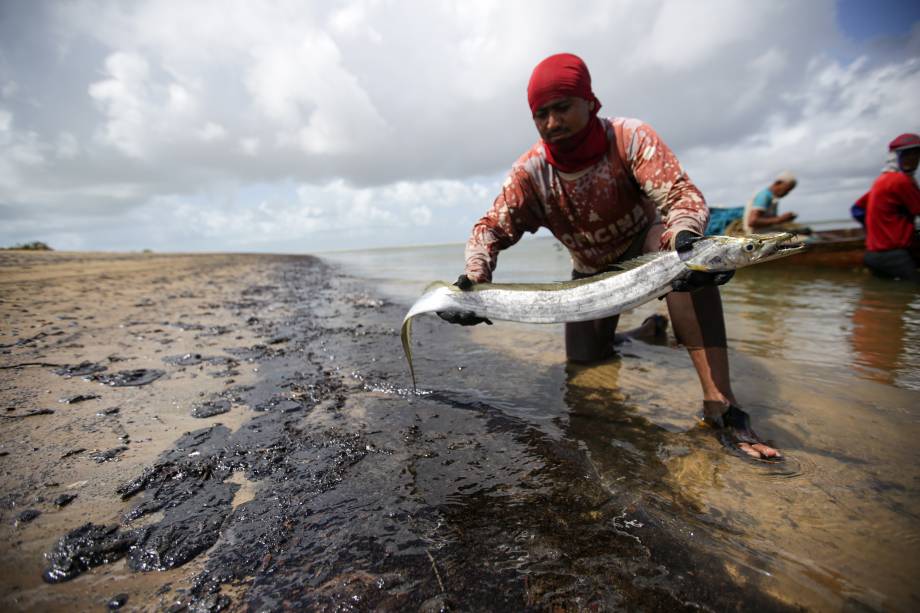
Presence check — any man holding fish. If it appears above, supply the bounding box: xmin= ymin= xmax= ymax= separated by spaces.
xmin=440 ymin=53 xmax=781 ymax=461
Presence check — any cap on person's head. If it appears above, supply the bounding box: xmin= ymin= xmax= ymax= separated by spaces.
xmin=775 ymin=170 xmax=797 ymax=186
xmin=888 ymin=133 xmax=920 ymax=152
xmin=526 ymin=53 xmax=600 ymax=115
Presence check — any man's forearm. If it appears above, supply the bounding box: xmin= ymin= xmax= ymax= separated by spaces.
xmin=464 ymin=230 xmax=498 ymax=283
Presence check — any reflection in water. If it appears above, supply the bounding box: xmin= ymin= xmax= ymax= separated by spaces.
xmin=851 ymin=281 xmax=920 ymax=389
xmin=564 ymin=360 xmax=673 ymax=495
xmin=722 ymin=267 xmax=863 ymax=370
xmin=721 ymin=264 xmax=920 ymax=393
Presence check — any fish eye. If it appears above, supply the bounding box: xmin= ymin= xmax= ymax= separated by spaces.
xmin=744 ymin=243 xmax=755 ymax=252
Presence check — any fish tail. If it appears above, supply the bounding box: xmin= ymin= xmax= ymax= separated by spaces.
xmin=400 ymin=316 xmax=417 ymax=392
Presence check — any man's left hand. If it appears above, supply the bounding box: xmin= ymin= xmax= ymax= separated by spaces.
xmin=437 ymin=275 xmax=494 ymax=325
xmin=671 ymin=230 xmax=734 ymax=292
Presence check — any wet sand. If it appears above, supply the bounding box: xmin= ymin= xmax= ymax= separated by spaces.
xmin=1 ymin=252 xmax=277 ymax=609
xmin=0 ymin=251 xmax=848 ymax=611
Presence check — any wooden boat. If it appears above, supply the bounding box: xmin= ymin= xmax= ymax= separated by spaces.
xmin=706 ymin=208 xmax=866 ymax=269
xmin=717 ymin=225 xmax=865 ymax=269
xmin=778 ymin=227 xmax=866 ymax=268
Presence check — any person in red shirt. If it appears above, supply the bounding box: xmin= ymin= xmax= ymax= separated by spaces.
xmin=853 ymin=133 xmax=920 ymax=282
xmin=439 ymin=53 xmax=781 ymax=461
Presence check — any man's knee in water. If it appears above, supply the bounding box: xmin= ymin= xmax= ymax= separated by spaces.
xmin=565 ymin=319 xmax=617 ymax=363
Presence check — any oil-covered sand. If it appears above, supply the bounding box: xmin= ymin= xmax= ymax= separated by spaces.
xmin=0 ymin=251 xmax=838 ymax=610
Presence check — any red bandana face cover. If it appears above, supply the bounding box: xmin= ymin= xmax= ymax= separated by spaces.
xmin=527 ymin=53 xmax=608 ymax=173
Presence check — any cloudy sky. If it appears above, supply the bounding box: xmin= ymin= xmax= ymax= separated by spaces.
xmin=1 ymin=0 xmax=919 ymax=253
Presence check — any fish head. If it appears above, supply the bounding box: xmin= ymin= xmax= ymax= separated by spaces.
xmin=684 ymin=232 xmax=808 ymax=272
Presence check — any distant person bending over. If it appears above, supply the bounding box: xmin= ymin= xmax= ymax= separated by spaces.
xmin=439 ymin=53 xmax=781 ymax=461
xmin=853 ymin=133 xmax=920 ymax=282
xmin=742 ymin=172 xmax=805 ymax=234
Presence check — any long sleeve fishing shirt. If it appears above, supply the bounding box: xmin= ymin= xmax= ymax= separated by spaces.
xmin=855 ymin=171 xmax=920 ymax=252
xmin=464 ymin=117 xmax=709 ymax=283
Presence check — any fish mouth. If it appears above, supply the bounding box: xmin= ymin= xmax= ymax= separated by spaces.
xmin=755 ymin=232 xmax=809 ymax=263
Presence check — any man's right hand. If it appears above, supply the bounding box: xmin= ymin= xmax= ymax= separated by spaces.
xmin=781 ymin=212 xmax=797 ymax=222
xmin=671 ymin=231 xmax=734 ymax=292
xmin=437 ymin=275 xmax=493 ymax=326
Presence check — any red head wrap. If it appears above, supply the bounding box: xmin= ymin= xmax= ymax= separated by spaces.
xmin=526 ymin=53 xmax=607 ymax=173
xmin=527 ymin=53 xmax=600 ymax=114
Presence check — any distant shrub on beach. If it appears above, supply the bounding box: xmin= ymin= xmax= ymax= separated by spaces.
xmin=2 ymin=241 xmax=54 ymax=251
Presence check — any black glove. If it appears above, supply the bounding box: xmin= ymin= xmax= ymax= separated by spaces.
xmin=670 ymin=231 xmax=734 ymax=292
xmin=437 ymin=275 xmax=493 ymax=326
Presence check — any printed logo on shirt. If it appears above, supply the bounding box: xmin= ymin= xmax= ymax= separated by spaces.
xmin=558 ymin=203 xmax=646 ymax=254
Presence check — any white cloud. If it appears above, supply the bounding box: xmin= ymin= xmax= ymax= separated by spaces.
xmin=52 ymin=177 xmax=495 ymax=251
xmin=55 ymin=132 xmax=79 ymax=158
xmin=87 ymin=51 xmax=155 ymax=158
xmin=684 ymin=51 xmax=920 ymax=217
xmin=167 ymin=83 xmax=194 ymax=113
xmin=244 ymin=32 xmax=390 ymax=154
xmin=410 ymin=205 xmax=433 ymax=226
xmin=1 ymin=0 xmax=918 ymax=251
xmin=239 ymin=137 xmax=260 ymax=156
xmin=1 ymin=80 xmax=18 ymax=99
xmin=328 ymin=1 xmax=383 ymax=43
xmin=8 ymin=131 xmax=45 ymax=166
xmin=637 ymin=0 xmax=758 ymax=69
xmin=198 ymin=122 xmax=227 ymax=142
xmin=87 ymin=51 xmax=207 ymax=158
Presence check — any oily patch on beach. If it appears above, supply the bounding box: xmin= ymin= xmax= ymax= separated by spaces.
xmin=0 ymin=253 xmax=269 ymax=609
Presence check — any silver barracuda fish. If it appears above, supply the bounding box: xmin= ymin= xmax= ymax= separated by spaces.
xmin=401 ymin=232 xmax=806 ymax=388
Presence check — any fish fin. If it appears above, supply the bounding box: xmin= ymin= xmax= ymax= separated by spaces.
xmin=423 ymin=280 xmax=454 ymax=293
xmin=610 ymin=252 xmax=663 ymax=271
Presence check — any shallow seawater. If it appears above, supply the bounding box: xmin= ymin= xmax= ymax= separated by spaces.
xmin=324 ymin=236 xmax=920 ymax=612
